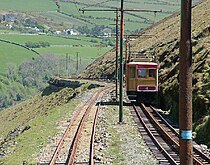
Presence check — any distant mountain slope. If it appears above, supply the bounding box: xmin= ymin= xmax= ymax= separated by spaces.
xmin=80 ymin=0 xmax=210 ymax=146
xmin=0 ymin=0 xmax=185 ymax=34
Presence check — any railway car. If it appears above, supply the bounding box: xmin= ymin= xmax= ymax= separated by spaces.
xmin=126 ymin=60 xmax=158 ymax=102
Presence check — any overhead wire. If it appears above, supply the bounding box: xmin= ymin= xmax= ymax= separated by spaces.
xmin=82 ymin=0 xmax=114 ymax=9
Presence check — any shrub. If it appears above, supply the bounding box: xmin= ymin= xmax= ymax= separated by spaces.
xmin=25 ymin=41 xmax=50 ymax=48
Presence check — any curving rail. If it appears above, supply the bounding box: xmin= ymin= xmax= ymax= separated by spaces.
xmin=49 ymin=86 xmax=112 ymax=165
xmin=49 ymin=90 xmax=99 ymax=164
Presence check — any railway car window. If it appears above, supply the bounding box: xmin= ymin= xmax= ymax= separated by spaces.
xmin=149 ymin=69 xmax=155 ymax=78
xmin=138 ymin=69 xmax=146 ymax=78
xmin=129 ymin=67 xmax=136 ymax=78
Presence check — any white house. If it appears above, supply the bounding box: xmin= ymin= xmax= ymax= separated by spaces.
xmin=102 ymin=28 xmax=112 ymax=37
xmin=65 ymin=29 xmax=79 ymax=35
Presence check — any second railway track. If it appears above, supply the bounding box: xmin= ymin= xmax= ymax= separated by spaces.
xmin=130 ymin=103 xmax=210 ymax=165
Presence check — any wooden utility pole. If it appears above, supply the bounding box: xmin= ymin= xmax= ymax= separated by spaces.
xmin=76 ymin=52 xmax=79 ymax=72
xmin=115 ymin=10 xmax=119 ymax=100
xmin=69 ymin=55 xmax=71 ymax=76
xmin=66 ymin=53 xmax=69 ymax=77
xmin=179 ymin=0 xmax=193 ymax=164
xmin=119 ymin=0 xmax=124 ymax=123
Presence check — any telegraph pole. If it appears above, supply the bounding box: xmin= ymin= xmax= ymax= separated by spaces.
xmin=76 ymin=52 xmax=79 ymax=72
xmin=66 ymin=53 xmax=69 ymax=77
xmin=115 ymin=10 xmax=119 ymax=100
xmin=119 ymin=0 xmax=124 ymax=123
xmin=179 ymin=0 xmax=193 ymax=164
xmin=124 ymin=36 xmax=128 ymax=63
xmin=69 ymin=55 xmax=71 ymax=76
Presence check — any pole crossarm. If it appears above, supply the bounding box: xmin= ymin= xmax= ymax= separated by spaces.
xmin=125 ymin=34 xmax=156 ymax=39
xmin=79 ymin=8 xmax=118 ymax=13
xmin=123 ymin=9 xmax=162 ymax=13
xmin=79 ymin=8 xmax=162 ymax=13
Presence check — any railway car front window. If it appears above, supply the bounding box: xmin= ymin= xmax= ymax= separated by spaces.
xmin=149 ymin=69 xmax=155 ymax=78
xmin=138 ymin=69 xmax=146 ymax=78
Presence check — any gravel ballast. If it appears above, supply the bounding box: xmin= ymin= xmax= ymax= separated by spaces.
xmin=95 ymin=102 xmax=158 ymax=165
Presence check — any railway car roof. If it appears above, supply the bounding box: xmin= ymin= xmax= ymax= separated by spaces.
xmin=127 ymin=62 xmax=158 ymax=66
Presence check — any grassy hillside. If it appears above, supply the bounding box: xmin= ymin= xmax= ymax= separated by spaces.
xmin=0 ymin=81 xmax=104 ymax=164
xmin=0 ymin=0 xmax=201 ymax=35
xmin=0 ymin=41 xmax=37 ymax=72
xmin=0 ymin=50 xmax=106 ymax=110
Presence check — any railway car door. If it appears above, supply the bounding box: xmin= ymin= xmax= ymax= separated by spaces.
xmin=127 ymin=66 xmax=136 ymax=91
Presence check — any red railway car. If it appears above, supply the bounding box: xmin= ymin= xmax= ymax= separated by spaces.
xmin=126 ymin=61 xmax=158 ymax=102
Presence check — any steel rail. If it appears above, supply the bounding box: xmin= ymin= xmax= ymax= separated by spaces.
xmin=67 ymin=87 xmax=111 ymax=165
xmin=132 ymin=104 xmax=178 ymax=164
xmin=89 ymin=89 xmax=108 ymax=165
xmin=67 ymin=89 xmax=103 ymax=164
xmin=89 ymin=100 xmax=104 ymax=165
xmin=90 ymin=87 xmax=112 ymax=165
xmin=49 ymin=91 xmax=99 ymax=165
xmin=89 ymin=105 xmax=100 ymax=165
xmin=150 ymin=105 xmax=210 ymax=164
xmin=140 ymin=103 xmax=204 ymax=165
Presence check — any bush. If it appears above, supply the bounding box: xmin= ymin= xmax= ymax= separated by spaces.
xmin=25 ymin=41 xmax=50 ymax=48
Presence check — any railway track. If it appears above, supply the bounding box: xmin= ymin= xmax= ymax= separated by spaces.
xmin=131 ymin=103 xmax=210 ymax=165
xmin=37 ymin=86 xmax=111 ymax=165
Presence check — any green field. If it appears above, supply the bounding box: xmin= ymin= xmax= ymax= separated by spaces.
xmin=0 ymin=0 xmax=199 ymax=33
xmin=0 ymin=34 xmax=104 ymax=46
xmin=0 ymin=0 xmax=185 ymax=73
xmin=37 ymin=46 xmax=112 ymax=71
xmin=38 ymin=46 xmax=111 ymax=57
xmin=0 ymin=42 xmax=37 ymax=72
xmin=0 ymin=0 xmax=55 ymax=12
xmin=0 ymin=34 xmax=112 ymax=73
xmin=0 ymin=0 xmax=182 ymax=33
xmin=58 ymin=0 xmax=180 ymax=31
